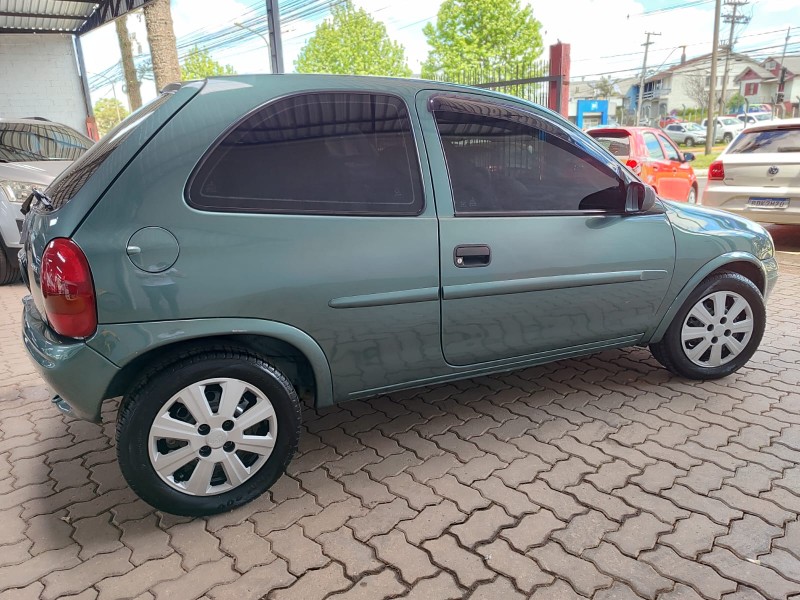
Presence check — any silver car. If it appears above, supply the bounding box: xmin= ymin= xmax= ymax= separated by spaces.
xmin=701 ymin=118 xmax=800 ymax=225
xmin=664 ymin=122 xmax=707 ymax=147
xmin=0 ymin=118 xmax=92 ymax=283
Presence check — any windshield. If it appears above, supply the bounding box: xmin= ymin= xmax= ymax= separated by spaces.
xmin=686 ymin=123 xmax=704 ymax=131
xmin=0 ymin=122 xmax=91 ymax=163
xmin=754 ymin=113 xmax=772 ymax=121
xmin=589 ymin=134 xmax=631 ymax=159
xmin=720 ymin=117 xmax=739 ymax=126
xmin=727 ymin=127 xmax=800 ymax=154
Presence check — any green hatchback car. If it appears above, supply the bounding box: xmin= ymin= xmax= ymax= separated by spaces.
xmin=20 ymin=75 xmax=777 ymax=515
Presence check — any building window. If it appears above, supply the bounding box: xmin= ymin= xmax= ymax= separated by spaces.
xmin=744 ymin=82 xmax=759 ymax=96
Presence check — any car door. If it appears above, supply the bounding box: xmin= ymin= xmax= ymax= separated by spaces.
xmin=641 ymin=131 xmax=672 ymax=196
xmin=656 ymin=132 xmax=692 ymax=202
xmin=416 ymin=91 xmax=676 ymax=366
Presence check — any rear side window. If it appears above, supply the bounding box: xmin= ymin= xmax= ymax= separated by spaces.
xmin=728 ymin=128 xmax=800 ymax=154
xmin=188 ymin=92 xmax=424 ymax=216
xmin=0 ymin=123 xmax=91 ymax=162
xmin=643 ymin=133 xmax=665 ymax=159
xmin=43 ymin=94 xmax=171 ymax=210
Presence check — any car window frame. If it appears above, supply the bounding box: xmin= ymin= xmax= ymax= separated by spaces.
xmin=656 ymin=133 xmax=681 ymax=161
xmin=642 ymin=132 xmax=666 ymax=160
xmin=426 ymin=93 xmax=631 ymax=218
xmin=186 ymin=90 xmax=427 ymax=217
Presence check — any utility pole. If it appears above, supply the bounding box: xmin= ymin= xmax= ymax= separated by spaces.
xmin=705 ymin=0 xmax=722 ymax=155
xmin=266 ymin=0 xmax=284 ymax=74
xmin=776 ymin=27 xmax=791 ymax=110
xmin=719 ymin=0 xmax=750 ymax=115
xmin=635 ymin=32 xmax=660 ymax=126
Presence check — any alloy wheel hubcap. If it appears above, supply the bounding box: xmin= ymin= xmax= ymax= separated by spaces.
xmin=681 ymin=291 xmax=754 ymax=367
xmin=148 ymin=378 xmax=277 ymax=496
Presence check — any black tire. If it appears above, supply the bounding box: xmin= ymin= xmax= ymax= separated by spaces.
xmin=0 ymin=246 xmax=20 ymax=286
xmin=723 ymin=132 xmax=733 ymax=143
xmin=685 ymin=137 xmax=694 ymax=147
xmin=687 ymin=185 xmax=698 ymax=204
xmin=116 ymin=348 xmax=302 ymax=516
xmin=650 ymin=272 xmax=765 ymax=380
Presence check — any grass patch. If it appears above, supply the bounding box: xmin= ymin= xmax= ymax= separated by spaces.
xmin=688 ymin=151 xmax=721 ymax=169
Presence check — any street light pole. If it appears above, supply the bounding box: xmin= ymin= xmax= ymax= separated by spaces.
xmin=705 ymin=0 xmax=723 ymax=155
xmin=234 ymin=21 xmax=270 ymax=54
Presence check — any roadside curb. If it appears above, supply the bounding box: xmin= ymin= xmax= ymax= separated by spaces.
xmin=694 ymin=169 xmax=708 ymax=177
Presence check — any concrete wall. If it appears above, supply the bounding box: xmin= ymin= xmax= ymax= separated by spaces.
xmin=0 ymin=34 xmax=88 ymax=134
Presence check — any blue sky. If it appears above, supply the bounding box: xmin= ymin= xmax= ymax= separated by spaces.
xmin=81 ymin=0 xmax=799 ymax=108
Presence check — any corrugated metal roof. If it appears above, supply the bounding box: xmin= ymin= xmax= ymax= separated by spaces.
xmin=0 ymin=0 xmax=154 ymax=35
xmin=0 ymin=0 xmax=97 ymax=33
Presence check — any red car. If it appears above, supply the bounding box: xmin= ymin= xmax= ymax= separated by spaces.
xmin=587 ymin=127 xmax=699 ymax=203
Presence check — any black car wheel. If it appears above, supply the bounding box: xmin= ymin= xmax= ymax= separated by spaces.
xmin=685 ymin=136 xmax=695 ymax=147
xmin=0 ymin=243 xmax=20 ymax=286
xmin=650 ymin=272 xmax=765 ymax=380
xmin=116 ymin=348 xmax=302 ymax=516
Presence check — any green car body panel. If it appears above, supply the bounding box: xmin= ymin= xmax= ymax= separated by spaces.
xmin=20 ymin=75 xmax=777 ymax=423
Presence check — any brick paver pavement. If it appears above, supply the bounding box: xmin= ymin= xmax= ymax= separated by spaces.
xmin=1 ymin=226 xmax=800 ymax=600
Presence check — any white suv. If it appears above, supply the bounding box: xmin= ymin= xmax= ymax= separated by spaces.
xmin=0 ymin=118 xmax=92 ymax=283
xmin=701 ymin=116 xmax=744 ymax=144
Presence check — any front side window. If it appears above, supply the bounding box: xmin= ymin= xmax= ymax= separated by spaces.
xmin=657 ymin=134 xmax=680 ymax=161
xmin=643 ymin=133 xmax=665 ymax=159
xmin=431 ymin=100 xmax=626 ymax=214
xmin=189 ymin=92 xmax=424 ymax=216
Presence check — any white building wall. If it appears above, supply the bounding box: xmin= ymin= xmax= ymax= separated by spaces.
xmin=0 ymin=34 xmax=88 ymax=134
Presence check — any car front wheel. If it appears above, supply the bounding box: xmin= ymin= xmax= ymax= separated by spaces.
xmin=116 ymin=349 xmax=302 ymax=516
xmin=0 ymin=246 xmax=20 ymax=286
xmin=723 ymin=132 xmax=733 ymax=143
xmin=687 ymin=186 xmax=697 ymax=204
xmin=650 ymin=272 xmax=765 ymax=380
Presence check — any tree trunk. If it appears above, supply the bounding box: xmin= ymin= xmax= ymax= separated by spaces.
xmin=143 ymin=0 xmax=181 ymax=91
xmin=115 ymin=16 xmax=142 ymax=111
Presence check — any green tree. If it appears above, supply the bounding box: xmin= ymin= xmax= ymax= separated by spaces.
xmin=93 ymin=98 xmax=129 ymax=136
xmin=727 ymin=92 xmax=745 ymax=113
xmin=295 ymin=2 xmax=411 ymax=77
xmin=180 ymin=46 xmax=236 ymax=80
xmin=421 ymin=0 xmax=543 ymax=80
xmin=592 ymin=76 xmax=617 ymax=99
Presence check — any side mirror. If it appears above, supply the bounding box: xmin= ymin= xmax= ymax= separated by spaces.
xmin=626 ymin=181 xmax=657 ymax=213
xmin=683 ymin=152 xmax=696 ymax=162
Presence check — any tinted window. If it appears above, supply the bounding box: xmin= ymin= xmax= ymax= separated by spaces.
xmin=189 ymin=93 xmax=423 ymax=216
xmin=433 ymin=107 xmax=625 ymax=214
xmin=643 ymin=133 xmax=665 ymax=159
xmin=657 ymin=134 xmax=680 ymax=160
xmin=0 ymin=123 xmax=91 ymax=162
xmin=43 ymin=94 xmax=171 ymax=210
xmin=728 ymin=128 xmax=800 ymax=154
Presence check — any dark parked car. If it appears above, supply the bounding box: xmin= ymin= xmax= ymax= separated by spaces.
xmin=20 ymin=76 xmax=777 ymax=515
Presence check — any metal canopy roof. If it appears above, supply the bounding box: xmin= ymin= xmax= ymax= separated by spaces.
xmin=0 ymin=0 xmax=154 ymax=35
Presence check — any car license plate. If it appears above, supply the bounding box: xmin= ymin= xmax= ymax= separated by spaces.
xmin=747 ymin=197 xmax=789 ymax=209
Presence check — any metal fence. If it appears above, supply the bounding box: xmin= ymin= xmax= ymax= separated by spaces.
xmin=432 ymin=61 xmax=562 ymax=112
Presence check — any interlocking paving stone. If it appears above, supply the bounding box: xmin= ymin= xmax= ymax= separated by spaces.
xmin=3 ymin=250 xmax=800 ymax=600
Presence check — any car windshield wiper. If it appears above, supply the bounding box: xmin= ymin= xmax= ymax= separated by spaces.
xmin=777 ymin=147 xmax=800 ymax=153
xmin=20 ymin=188 xmax=52 ymax=215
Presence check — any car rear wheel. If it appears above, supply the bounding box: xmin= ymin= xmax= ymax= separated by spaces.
xmin=685 ymin=136 xmax=695 ymax=147
xmin=116 ymin=349 xmax=302 ymax=516
xmin=650 ymin=272 xmax=765 ymax=380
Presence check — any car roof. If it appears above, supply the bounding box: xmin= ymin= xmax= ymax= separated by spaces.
xmin=742 ymin=117 xmax=800 ymax=132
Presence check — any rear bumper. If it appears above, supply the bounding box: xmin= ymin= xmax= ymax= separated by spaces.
xmin=22 ymin=295 xmax=118 ymax=422
xmin=701 ymin=185 xmax=800 ymax=225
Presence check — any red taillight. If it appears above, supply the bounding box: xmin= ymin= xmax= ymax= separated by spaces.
xmin=708 ymin=160 xmax=725 ymax=181
xmin=625 ymin=159 xmax=642 ymax=176
xmin=41 ymin=238 xmax=97 ymax=338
